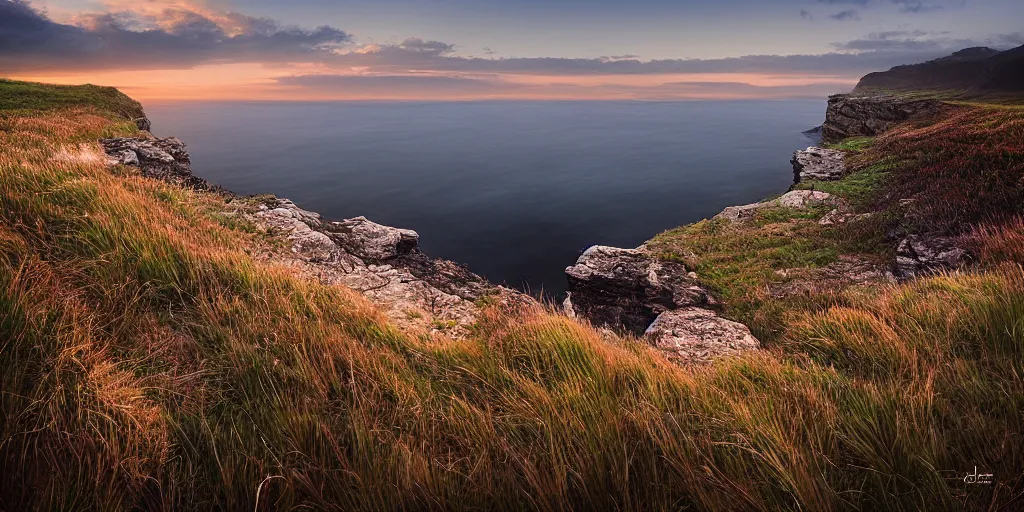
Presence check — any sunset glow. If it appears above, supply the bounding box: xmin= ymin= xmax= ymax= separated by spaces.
xmin=4 ymin=0 xmax=1022 ymax=100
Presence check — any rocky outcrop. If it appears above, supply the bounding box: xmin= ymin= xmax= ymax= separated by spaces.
xmin=894 ymin=235 xmax=971 ymax=280
xmin=770 ymin=255 xmax=894 ymax=298
xmin=253 ymin=198 xmax=525 ymax=335
xmin=714 ymin=190 xmax=838 ymax=223
xmin=792 ymin=147 xmax=845 ymax=182
xmin=564 ymin=246 xmax=716 ymax=334
xmin=325 ymin=216 xmax=420 ymax=261
xmin=100 ymin=136 xmax=214 ymax=191
xmin=822 ymin=94 xmax=944 ymax=143
xmin=564 ymin=245 xmax=758 ymax=364
xmin=100 ymin=134 xmax=527 ymax=336
xmin=644 ymin=308 xmax=760 ymax=365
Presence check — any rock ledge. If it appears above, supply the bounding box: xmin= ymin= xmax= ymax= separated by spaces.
xmin=792 ymin=147 xmax=845 ymax=183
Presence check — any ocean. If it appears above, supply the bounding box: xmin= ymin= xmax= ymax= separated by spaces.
xmin=145 ymin=99 xmax=825 ymax=296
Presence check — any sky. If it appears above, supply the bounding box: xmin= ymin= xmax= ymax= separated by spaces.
xmin=1 ymin=0 xmax=1021 ymax=100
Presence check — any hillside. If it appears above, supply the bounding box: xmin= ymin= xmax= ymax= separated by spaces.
xmin=2 ymin=79 xmax=1024 ymax=510
xmin=854 ymin=45 xmax=1024 ymax=99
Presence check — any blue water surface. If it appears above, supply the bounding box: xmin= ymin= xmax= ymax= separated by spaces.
xmin=146 ymin=100 xmax=824 ymax=296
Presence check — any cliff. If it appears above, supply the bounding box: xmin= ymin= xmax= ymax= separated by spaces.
xmin=821 ymin=93 xmax=945 ymax=142
xmin=3 ymin=78 xmax=1024 ymax=511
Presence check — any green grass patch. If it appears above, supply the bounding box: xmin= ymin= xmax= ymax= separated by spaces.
xmin=825 ymin=136 xmax=875 ymax=152
xmin=649 ymin=217 xmax=840 ymax=325
xmin=0 ymin=79 xmax=144 ymax=120
xmin=795 ymin=160 xmax=895 ymax=209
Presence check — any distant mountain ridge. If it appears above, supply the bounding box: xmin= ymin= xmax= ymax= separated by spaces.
xmin=853 ymin=44 xmax=1024 ymax=98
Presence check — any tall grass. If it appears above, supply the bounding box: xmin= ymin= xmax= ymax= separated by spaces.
xmin=1 ymin=102 xmax=1023 ymax=509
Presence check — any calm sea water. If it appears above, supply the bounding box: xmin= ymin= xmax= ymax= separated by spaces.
xmin=145 ymin=100 xmax=824 ymax=296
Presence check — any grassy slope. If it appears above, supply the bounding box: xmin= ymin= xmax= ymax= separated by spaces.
xmin=651 ymin=102 xmax=1024 ymax=341
xmin=0 ymin=79 xmax=145 ymax=120
xmin=2 ymin=81 xmax=1023 ymax=510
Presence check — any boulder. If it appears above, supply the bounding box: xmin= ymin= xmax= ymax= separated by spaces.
xmin=822 ymin=94 xmax=944 ymax=143
xmin=894 ymin=235 xmax=971 ymax=279
xmin=326 ymin=216 xmax=420 ymax=260
xmin=715 ymin=190 xmax=837 ymax=223
xmin=792 ymin=146 xmax=845 ymax=182
xmin=256 ymin=204 xmax=342 ymax=263
xmin=644 ymin=308 xmax=760 ymax=365
xmin=564 ymin=246 xmax=715 ymax=334
xmin=770 ymin=255 xmax=894 ymax=298
xmin=134 ymin=117 xmax=152 ymax=132
xmin=777 ymin=190 xmax=835 ymax=208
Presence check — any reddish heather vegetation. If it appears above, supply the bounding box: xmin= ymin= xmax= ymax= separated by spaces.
xmin=871 ymin=105 xmax=1024 ymax=234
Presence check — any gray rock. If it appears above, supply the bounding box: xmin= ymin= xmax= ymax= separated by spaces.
xmin=714 ymin=203 xmax=765 ymax=223
xmin=326 ymin=216 xmax=419 ymax=261
xmin=819 ymin=209 xmax=873 ymax=226
xmin=822 ymin=94 xmax=944 ymax=143
xmin=893 ymin=235 xmax=971 ymax=279
xmin=777 ymin=190 xmax=835 ymax=208
xmin=257 ymin=205 xmax=343 ymax=263
xmin=714 ymin=190 xmax=837 ymax=223
xmin=134 ymin=117 xmax=152 ymax=132
xmin=770 ymin=255 xmax=895 ymax=298
xmin=99 ymin=136 xmax=212 ymax=190
xmin=644 ymin=308 xmax=760 ymax=365
xmin=792 ymin=146 xmax=845 ymax=183
xmin=564 ymin=246 xmax=715 ymax=334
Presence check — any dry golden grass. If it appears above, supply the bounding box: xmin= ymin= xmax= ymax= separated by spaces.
xmin=1 ymin=89 xmax=1023 ymax=510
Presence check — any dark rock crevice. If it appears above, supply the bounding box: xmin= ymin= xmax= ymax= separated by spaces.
xmin=564 ymin=246 xmax=716 ymax=335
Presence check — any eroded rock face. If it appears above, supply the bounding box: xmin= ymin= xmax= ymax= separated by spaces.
xmin=325 ymin=216 xmax=420 ymax=261
xmin=714 ymin=190 xmax=837 ymax=223
xmin=99 ymin=136 xmax=212 ymax=190
xmin=894 ymin=235 xmax=971 ymax=280
xmin=249 ymin=197 xmax=528 ymax=336
xmin=822 ymin=94 xmax=944 ymax=143
xmin=564 ymin=246 xmax=715 ymax=334
xmin=792 ymin=147 xmax=845 ymax=182
xmin=644 ymin=308 xmax=760 ymax=365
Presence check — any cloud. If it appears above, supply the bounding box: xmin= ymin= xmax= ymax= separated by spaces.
xmin=275 ymin=73 xmax=511 ymax=97
xmin=830 ymin=30 xmax=1019 ymax=53
xmin=990 ymin=33 xmax=1024 ymax=47
xmin=890 ymin=0 xmax=944 ymax=13
xmin=0 ymin=0 xmax=350 ymax=73
xmin=392 ymin=37 xmax=454 ymax=55
xmin=800 ymin=9 xmax=814 ymax=20
xmin=815 ymin=0 xmax=945 ymax=14
xmin=0 ymin=0 xmax=1007 ymax=91
xmin=830 ymin=10 xmax=860 ymax=21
